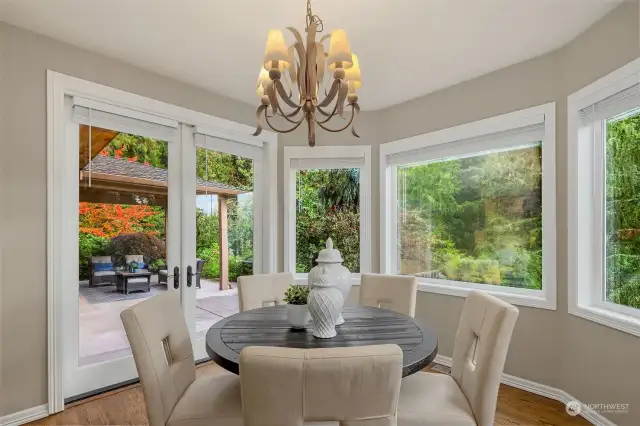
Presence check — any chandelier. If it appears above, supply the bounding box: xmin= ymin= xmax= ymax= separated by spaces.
xmin=252 ymin=0 xmax=362 ymax=147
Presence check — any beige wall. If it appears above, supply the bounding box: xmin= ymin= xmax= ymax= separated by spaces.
xmin=377 ymin=3 xmax=640 ymax=425
xmin=1 ymin=1 xmax=640 ymax=424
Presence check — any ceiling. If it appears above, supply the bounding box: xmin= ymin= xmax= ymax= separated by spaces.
xmin=0 ymin=0 xmax=622 ymax=111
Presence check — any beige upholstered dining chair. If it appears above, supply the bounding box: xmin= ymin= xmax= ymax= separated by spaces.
xmin=240 ymin=344 xmax=403 ymax=426
xmin=397 ymin=291 xmax=519 ymax=426
xmin=359 ymin=273 xmax=418 ymax=317
xmin=120 ymin=292 xmax=242 ymax=426
xmin=237 ymin=272 xmax=294 ymax=311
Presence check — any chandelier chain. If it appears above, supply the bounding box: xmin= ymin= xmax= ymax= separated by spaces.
xmin=305 ymin=0 xmax=323 ymax=32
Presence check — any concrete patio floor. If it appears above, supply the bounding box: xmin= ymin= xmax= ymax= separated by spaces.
xmin=79 ymin=277 xmax=239 ymax=366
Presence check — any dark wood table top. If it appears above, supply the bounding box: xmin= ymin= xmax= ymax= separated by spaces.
xmin=205 ymin=305 xmax=438 ymax=377
xmin=115 ymin=271 xmax=152 ymax=277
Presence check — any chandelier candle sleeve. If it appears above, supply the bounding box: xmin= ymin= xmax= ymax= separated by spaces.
xmin=252 ymin=0 xmax=362 ymax=147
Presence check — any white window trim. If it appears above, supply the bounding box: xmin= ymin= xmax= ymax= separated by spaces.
xmin=380 ymin=103 xmax=557 ymax=310
xmin=284 ymin=145 xmax=372 ymax=285
xmin=46 ymin=71 xmax=278 ymax=413
xmin=568 ymin=57 xmax=640 ymax=337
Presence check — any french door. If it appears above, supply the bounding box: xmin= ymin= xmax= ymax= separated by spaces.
xmin=61 ymin=97 xmax=268 ymax=399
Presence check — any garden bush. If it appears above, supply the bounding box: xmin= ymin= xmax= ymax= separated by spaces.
xmin=105 ymin=232 xmax=166 ymax=267
xmin=79 ymin=233 xmax=109 ymax=279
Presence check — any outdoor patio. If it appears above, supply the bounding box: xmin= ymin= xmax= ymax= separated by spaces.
xmin=78 ymin=276 xmax=239 ymax=366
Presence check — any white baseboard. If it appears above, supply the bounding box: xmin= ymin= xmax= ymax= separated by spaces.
xmin=0 ymin=404 xmax=48 ymax=426
xmin=433 ymin=355 xmax=617 ymax=426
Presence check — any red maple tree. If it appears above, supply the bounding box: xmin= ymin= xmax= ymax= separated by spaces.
xmin=79 ymin=202 xmax=163 ymax=238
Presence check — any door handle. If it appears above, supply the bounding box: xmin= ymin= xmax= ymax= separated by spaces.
xmin=173 ymin=266 xmax=180 ymax=289
xmin=187 ymin=265 xmax=200 ymax=288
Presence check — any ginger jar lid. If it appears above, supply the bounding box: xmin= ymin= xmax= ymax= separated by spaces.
xmin=315 ymin=238 xmax=343 ymax=263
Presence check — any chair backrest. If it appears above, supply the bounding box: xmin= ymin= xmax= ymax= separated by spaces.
xmin=359 ymin=273 xmax=418 ymax=317
xmin=120 ymin=292 xmax=196 ymax=426
xmin=90 ymin=255 xmax=112 ymax=264
xmin=237 ymin=272 xmax=294 ymax=311
xmin=240 ymin=345 xmax=403 ymax=426
xmin=125 ymin=254 xmax=144 ymax=264
xmin=450 ymin=291 xmax=519 ymax=426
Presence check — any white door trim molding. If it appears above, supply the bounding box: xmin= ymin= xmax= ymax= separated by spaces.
xmin=434 ymin=355 xmax=617 ymax=426
xmin=46 ymin=70 xmax=277 ymax=414
xmin=0 ymin=404 xmax=49 ymax=426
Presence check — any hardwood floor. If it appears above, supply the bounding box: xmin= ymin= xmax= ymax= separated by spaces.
xmin=29 ymin=363 xmax=591 ymax=426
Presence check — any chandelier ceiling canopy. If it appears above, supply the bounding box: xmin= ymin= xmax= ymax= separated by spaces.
xmin=253 ymin=0 xmax=361 ymax=147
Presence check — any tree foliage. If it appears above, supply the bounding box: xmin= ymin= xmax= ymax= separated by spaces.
xmin=606 ymin=114 xmax=640 ymax=308
xmin=398 ymin=145 xmax=543 ymax=289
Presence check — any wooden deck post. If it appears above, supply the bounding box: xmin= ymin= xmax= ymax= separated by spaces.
xmin=218 ymin=195 xmax=229 ymax=290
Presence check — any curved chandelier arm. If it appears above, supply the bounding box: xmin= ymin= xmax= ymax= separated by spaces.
xmin=274 ymin=79 xmax=301 ymax=109
xmin=264 ymin=108 xmax=305 ymax=133
xmin=351 ymin=103 xmax=361 ymax=138
xmin=313 ymin=104 xmax=358 ymax=133
xmin=317 ymin=79 xmax=341 ymax=108
xmin=315 ymin=102 xmax=339 ymax=124
xmin=252 ymin=105 xmax=269 ymax=136
xmin=276 ymin=102 xmax=305 ymax=124
xmin=315 ymin=105 xmax=333 ymax=117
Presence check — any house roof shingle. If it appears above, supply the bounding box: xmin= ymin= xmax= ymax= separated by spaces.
xmin=83 ymin=155 xmax=248 ymax=193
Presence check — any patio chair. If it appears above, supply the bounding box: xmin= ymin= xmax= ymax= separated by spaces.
xmin=125 ymin=254 xmax=146 ymax=271
xmin=89 ymin=256 xmax=117 ymax=287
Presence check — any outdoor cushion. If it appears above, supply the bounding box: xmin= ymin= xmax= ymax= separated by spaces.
xmin=94 ymin=271 xmax=116 ymax=277
xmin=93 ymin=262 xmax=113 ymax=272
xmin=127 ymin=277 xmax=149 ymax=284
xmin=92 ymin=256 xmax=112 ymax=264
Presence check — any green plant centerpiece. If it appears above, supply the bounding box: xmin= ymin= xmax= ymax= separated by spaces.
xmin=284 ymin=285 xmax=311 ymax=329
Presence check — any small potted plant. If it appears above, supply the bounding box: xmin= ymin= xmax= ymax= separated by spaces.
xmin=283 ymin=285 xmax=310 ymax=329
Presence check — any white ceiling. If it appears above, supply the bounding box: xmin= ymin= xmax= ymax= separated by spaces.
xmin=0 ymin=0 xmax=622 ymax=111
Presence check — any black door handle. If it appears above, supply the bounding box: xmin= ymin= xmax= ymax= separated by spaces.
xmin=186 ymin=265 xmax=200 ymax=287
xmin=173 ymin=266 xmax=180 ymax=289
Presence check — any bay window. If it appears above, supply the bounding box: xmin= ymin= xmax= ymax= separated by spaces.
xmin=568 ymin=57 xmax=640 ymax=335
xmin=284 ymin=146 xmax=371 ymax=284
xmin=381 ymin=104 xmax=556 ymax=309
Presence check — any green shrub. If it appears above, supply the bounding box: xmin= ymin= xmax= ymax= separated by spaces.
xmin=79 ymin=233 xmax=109 ymax=279
xmin=610 ymin=278 xmax=640 ymax=309
xmin=105 ymin=232 xmax=166 ymax=266
xmin=199 ymin=245 xmax=220 ymax=279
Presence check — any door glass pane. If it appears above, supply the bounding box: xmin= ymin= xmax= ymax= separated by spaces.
xmin=605 ymin=110 xmax=640 ymax=310
xmin=397 ymin=143 xmax=543 ymax=289
xmin=295 ymin=168 xmax=361 ymax=273
xmin=194 ymin=147 xmax=253 ymax=334
xmin=78 ymin=127 xmax=170 ymax=366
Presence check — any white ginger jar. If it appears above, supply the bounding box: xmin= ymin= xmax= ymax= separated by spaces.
xmin=308 ymin=238 xmax=352 ymax=325
xmin=308 ymin=265 xmax=344 ymax=338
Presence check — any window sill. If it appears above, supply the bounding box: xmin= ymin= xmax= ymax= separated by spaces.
xmin=416 ymin=280 xmax=556 ymax=310
xmin=569 ymin=303 xmax=640 ymax=338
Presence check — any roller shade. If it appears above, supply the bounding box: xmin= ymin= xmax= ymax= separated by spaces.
xmin=289 ymin=157 xmax=365 ymax=170
xmin=386 ymin=123 xmax=544 ymax=166
xmin=73 ymin=97 xmax=179 ymax=142
xmin=194 ymin=133 xmax=262 ymax=161
xmin=580 ymin=83 xmax=640 ymax=124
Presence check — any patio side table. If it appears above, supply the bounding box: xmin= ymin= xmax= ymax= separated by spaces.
xmin=116 ymin=271 xmax=152 ymax=294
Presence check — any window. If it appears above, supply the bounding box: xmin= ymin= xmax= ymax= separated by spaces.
xmin=381 ymin=104 xmax=556 ymax=309
xmin=284 ymin=146 xmax=371 ymax=283
xmin=569 ymin=57 xmax=640 ymax=336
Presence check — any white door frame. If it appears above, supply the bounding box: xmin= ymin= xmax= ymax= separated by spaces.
xmin=46 ymin=71 xmax=278 ymax=413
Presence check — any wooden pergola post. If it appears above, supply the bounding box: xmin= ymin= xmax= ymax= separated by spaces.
xmin=218 ymin=195 xmax=230 ymax=290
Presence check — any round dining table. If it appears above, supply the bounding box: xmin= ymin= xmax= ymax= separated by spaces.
xmin=205 ymin=305 xmax=438 ymax=377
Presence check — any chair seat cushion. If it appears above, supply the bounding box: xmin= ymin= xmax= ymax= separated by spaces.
xmin=398 ymin=372 xmax=476 ymax=426
xmin=167 ymin=371 xmax=242 ymax=426
xmin=94 ymin=271 xmax=116 ymax=277
xmin=127 ymin=277 xmax=149 ymax=284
